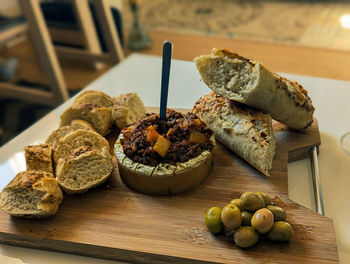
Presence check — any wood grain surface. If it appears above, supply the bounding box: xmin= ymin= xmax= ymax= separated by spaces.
xmin=0 ymin=111 xmax=339 ymax=263
xmin=136 ymin=30 xmax=350 ymax=82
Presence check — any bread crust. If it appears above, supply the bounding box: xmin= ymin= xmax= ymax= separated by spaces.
xmin=195 ymin=48 xmax=315 ymax=129
xmin=0 ymin=170 xmax=63 ymax=217
xmin=112 ymin=93 xmax=146 ymax=128
xmin=53 ymin=129 xmax=110 ymax=164
xmin=73 ymin=90 xmax=113 ymax=107
xmin=114 ymin=134 xmax=214 ymax=195
xmin=46 ymin=120 xmax=94 ymax=145
xmin=60 ymin=104 xmax=113 ymax=136
xmin=56 ymin=146 xmax=113 ymax=194
xmin=25 ymin=144 xmax=54 ymax=173
xmin=192 ymin=92 xmax=276 ymax=176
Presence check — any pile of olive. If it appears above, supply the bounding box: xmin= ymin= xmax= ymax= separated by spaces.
xmin=205 ymin=191 xmax=293 ymax=248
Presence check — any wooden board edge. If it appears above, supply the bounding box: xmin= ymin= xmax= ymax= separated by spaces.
xmin=0 ymin=232 xmax=219 ymax=264
xmin=288 ymin=144 xmax=320 ymax=162
xmin=274 ymin=118 xmax=321 ymax=161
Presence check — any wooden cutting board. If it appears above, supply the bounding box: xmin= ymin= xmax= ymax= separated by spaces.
xmin=0 ymin=112 xmax=339 ymax=263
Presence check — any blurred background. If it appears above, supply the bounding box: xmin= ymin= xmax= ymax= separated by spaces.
xmin=0 ymin=0 xmax=349 ymax=146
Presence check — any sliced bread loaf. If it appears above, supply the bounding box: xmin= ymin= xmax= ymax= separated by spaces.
xmin=56 ymin=146 xmax=113 ymax=194
xmin=195 ymin=48 xmax=315 ymax=129
xmin=46 ymin=119 xmax=94 ymax=145
xmin=112 ymin=92 xmax=146 ymax=128
xmin=193 ymin=92 xmax=276 ymax=176
xmin=73 ymin=90 xmax=113 ymax=107
xmin=0 ymin=170 xmax=63 ymax=217
xmin=53 ymin=129 xmax=110 ymax=164
xmin=60 ymin=103 xmax=113 ymax=136
xmin=25 ymin=144 xmax=54 ymax=173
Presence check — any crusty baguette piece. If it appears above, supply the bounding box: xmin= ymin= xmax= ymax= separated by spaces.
xmin=46 ymin=119 xmax=94 ymax=145
xmin=56 ymin=146 xmax=113 ymax=194
xmin=60 ymin=103 xmax=113 ymax=136
xmin=53 ymin=129 xmax=110 ymax=164
xmin=73 ymin=90 xmax=113 ymax=107
xmin=25 ymin=144 xmax=54 ymax=173
xmin=193 ymin=92 xmax=276 ymax=176
xmin=0 ymin=170 xmax=63 ymax=217
xmin=195 ymin=48 xmax=315 ymax=129
xmin=114 ymin=134 xmax=214 ymax=195
xmin=112 ymin=93 xmax=146 ymax=128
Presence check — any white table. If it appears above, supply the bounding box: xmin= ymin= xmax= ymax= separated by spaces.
xmin=0 ymin=54 xmax=349 ymax=263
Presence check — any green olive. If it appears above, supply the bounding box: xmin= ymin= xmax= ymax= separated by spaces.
xmin=241 ymin=211 xmax=253 ymax=226
xmin=251 ymin=208 xmax=274 ymax=234
xmin=229 ymin=198 xmax=243 ymax=211
xmin=234 ymin=226 xmax=259 ymax=248
xmin=205 ymin=207 xmax=222 ymax=234
xmin=267 ymin=221 xmax=293 ymax=242
xmin=256 ymin=191 xmax=272 ymax=206
xmin=240 ymin=191 xmax=265 ymax=212
xmin=221 ymin=204 xmax=242 ymax=230
xmin=267 ymin=205 xmax=286 ymax=221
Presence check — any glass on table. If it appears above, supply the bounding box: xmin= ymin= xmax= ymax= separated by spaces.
xmin=341 ymin=132 xmax=350 ymax=155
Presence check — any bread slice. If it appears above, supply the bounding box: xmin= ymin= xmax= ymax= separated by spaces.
xmin=193 ymin=92 xmax=276 ymax=176
xmin=56 ymin=146 xmax=113 ymax=194
xmin=112 ymin=93 xmax=146 ymax=128
xmin=73 ymin=90 xmax=113 ymax=107
xmin=25 ymin=144 xmax=54 ymax=173
xmin=53 ymin=129 xmax=110 ymax=164
xmin=60 ymin=103 xmax=113 ymax=136
xmin=195 ymin=48 xmax=315 ymax=129
xmin=46 ymin=119 xmax=94 ymax=145
xmin=0 ymin=170 xmax=63 ymax=217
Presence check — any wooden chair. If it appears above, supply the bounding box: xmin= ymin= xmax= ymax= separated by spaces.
xmin=0 ymin=0 xmax=124 ymax=106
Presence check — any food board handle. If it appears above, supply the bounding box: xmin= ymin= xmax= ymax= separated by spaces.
xmin=309 ymin=146 xmax=325 ymax=215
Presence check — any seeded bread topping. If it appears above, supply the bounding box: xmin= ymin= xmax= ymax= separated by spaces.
xmin=193 ymin=92 xmax=276 ymax=176
xmin=18 ymin=170 xmax=53 ymax=188
xmin=24 ymin=144 xmax=54 ymax=173
xmin=193 ymin=92 xmax=273 ymax=148
xmin=277 ymin=76 xmax=314 ymax=112
xmin=120 ymin=110 xmax=214 ymax=166
xmin=25 ymin=144 xmax=52 ymax=162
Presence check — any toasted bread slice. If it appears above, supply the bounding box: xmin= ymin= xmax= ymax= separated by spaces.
xmin=195 ymin=48 xmax=314 ymax=129
xmin=73 ymin=90 xmax=113 ymax=107
xmin=46 ymin=119 xmax=94 ymax=145
xmin=193 ymin=92 xmax=276 ymax=176
xmin=53 ymin=129 xmax=110 ymax=164
xmin=56 ymin=146 xmax=113 ymax=194
xmin=60 ymin=103 xmax=113 ymax=136
xmin=0 ymin=170 xmax=63 ymax=217
xmin=25 ymin=144 xmax=54 ymax=173
xmin=112 ymin=93 xmax=146 ymax=128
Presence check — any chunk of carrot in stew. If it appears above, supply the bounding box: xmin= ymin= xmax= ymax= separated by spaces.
xmin=147 ymin=125 xmax=156 ymax=131
xmin=166 ymin=128 xmax=172 ymax=137
xmin=192 ymin=119 xmax=201 ymax=126
xmin=189 ymin=129 xmax=207 ymax=144
xmin=146 ymin=130 xmax=160 ymax=145
xmin=153 ymin=136 xmax=171 ymax=157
